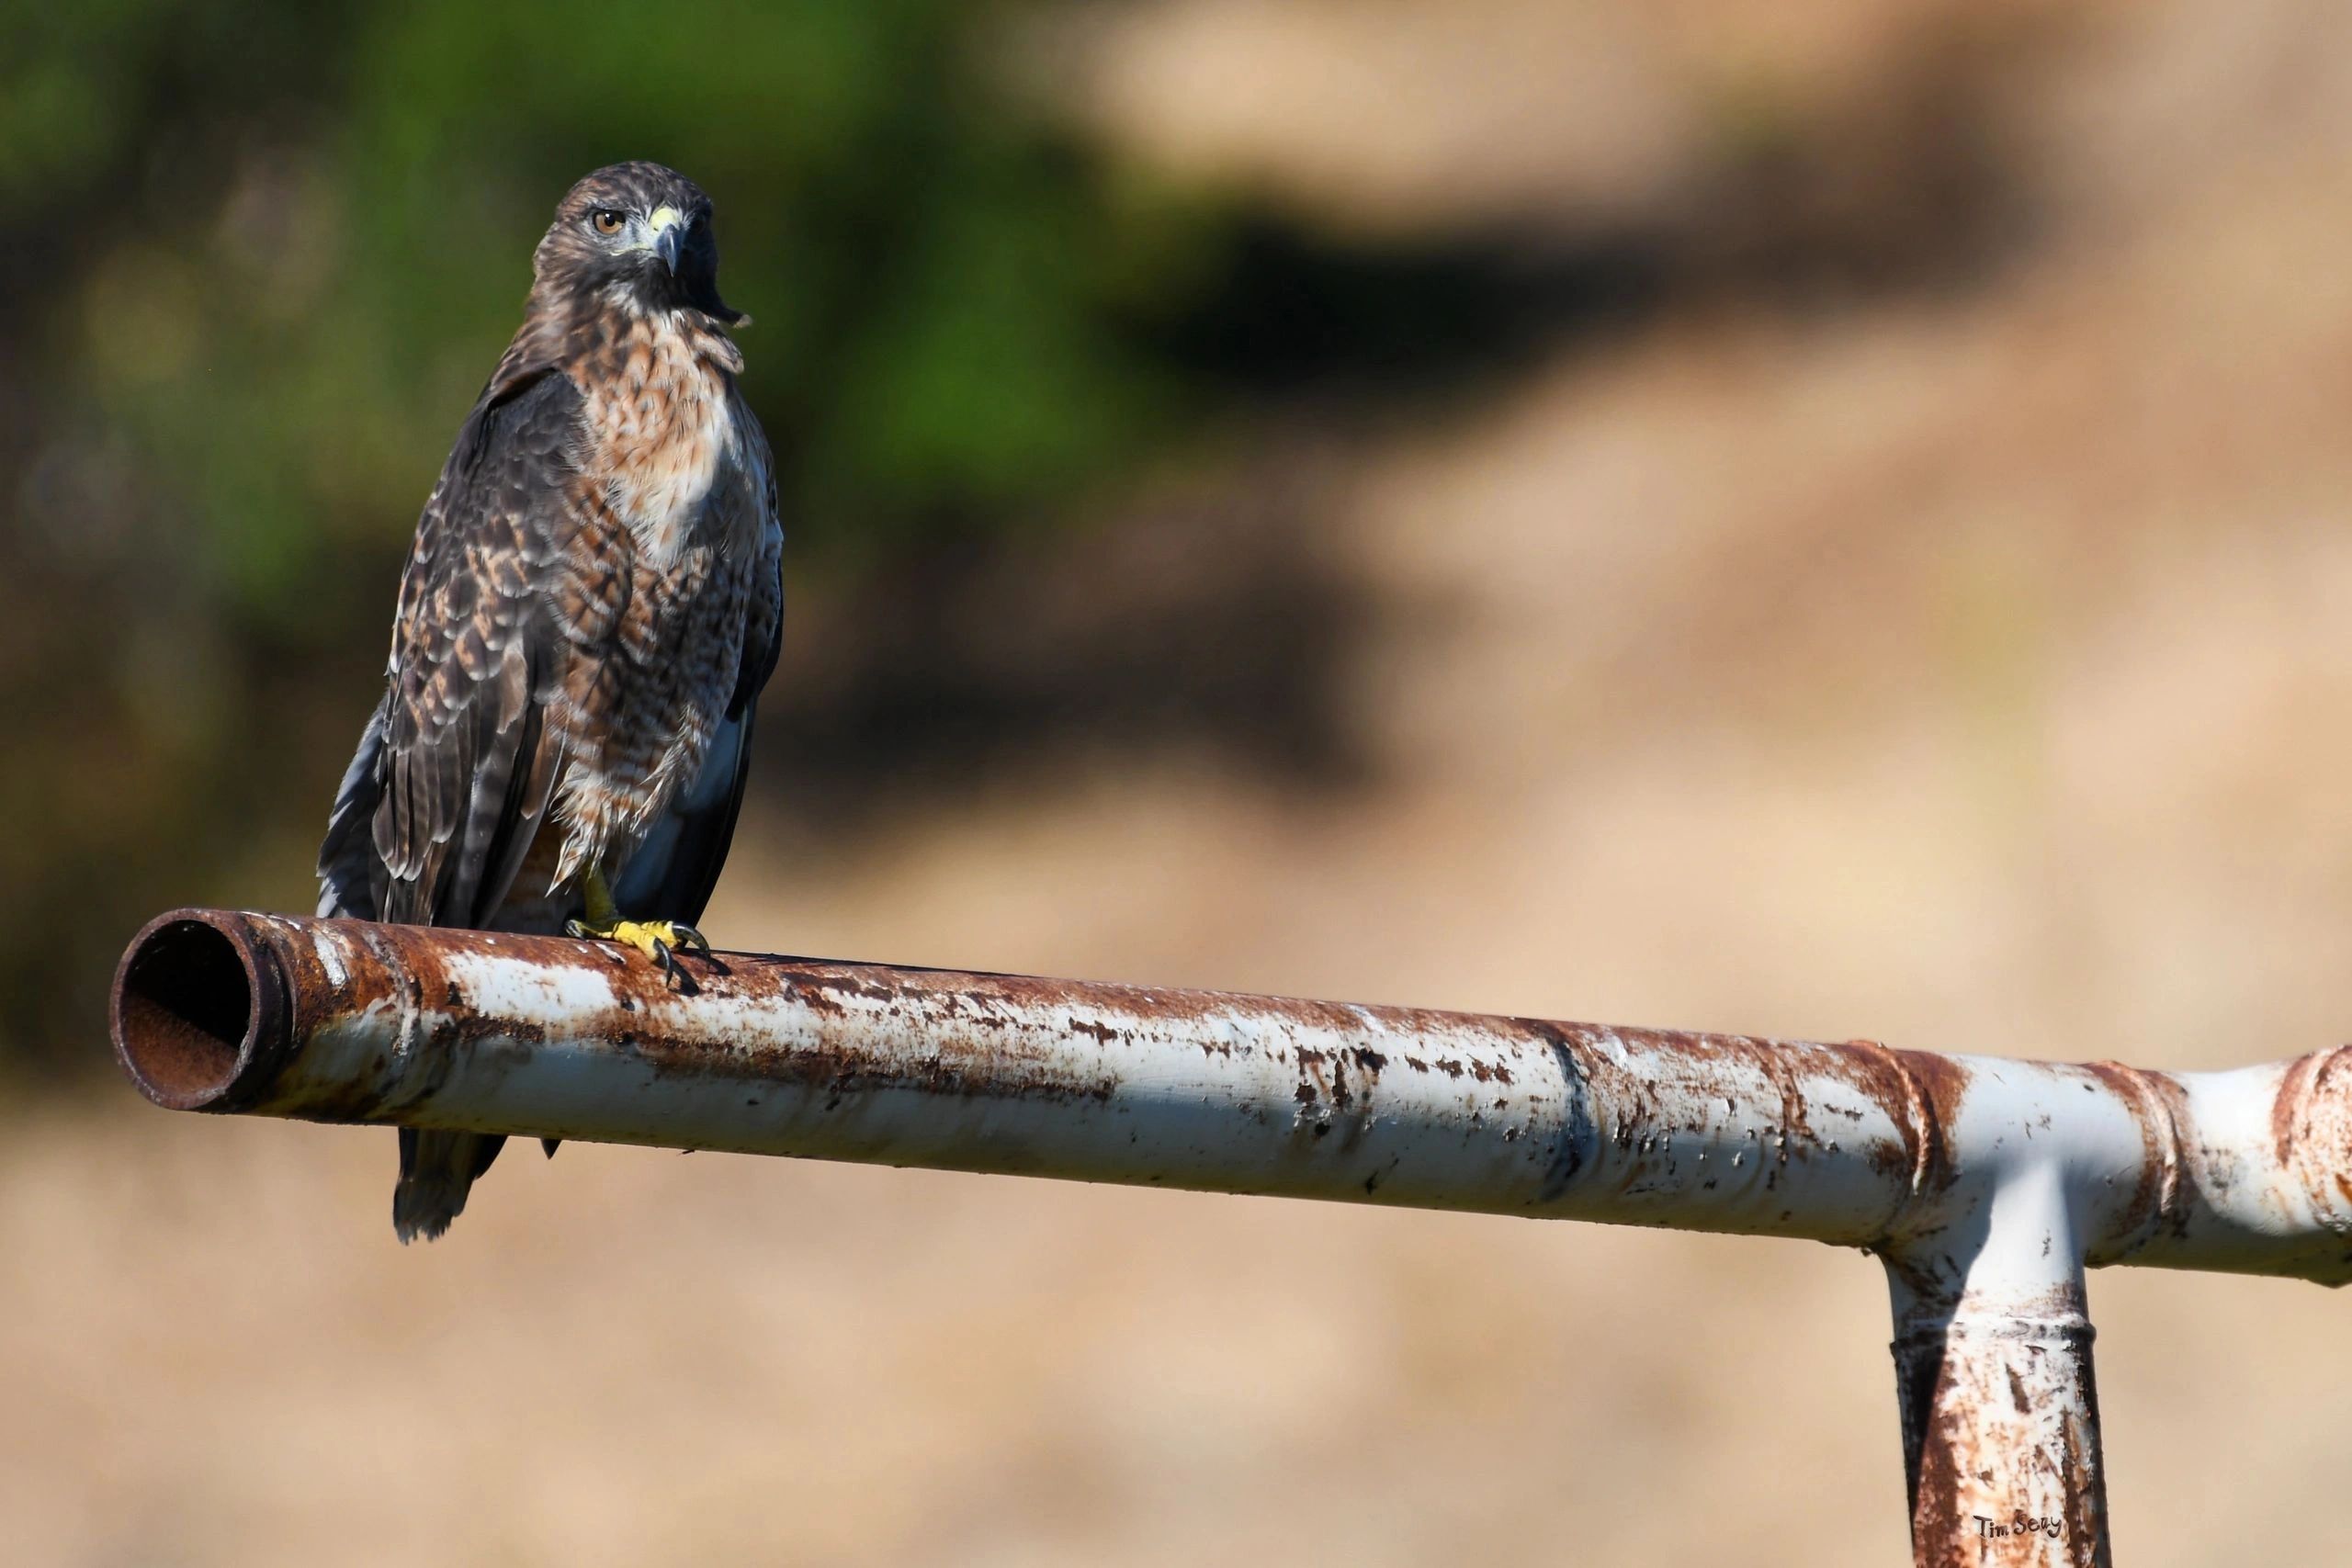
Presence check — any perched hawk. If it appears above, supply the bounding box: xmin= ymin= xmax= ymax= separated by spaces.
xmin=317 ymin=164 xmax=785 ymax=1241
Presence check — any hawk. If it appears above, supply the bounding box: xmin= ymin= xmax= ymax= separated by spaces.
xmin=317 ymin=164 xmax=785 ymax=1242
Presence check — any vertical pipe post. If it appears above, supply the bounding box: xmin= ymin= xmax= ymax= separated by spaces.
xmin=1886 ymin=1166 xmax=2109 ymax=1567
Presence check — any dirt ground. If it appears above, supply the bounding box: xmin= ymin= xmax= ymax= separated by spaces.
xmin=10 ymin=2 xmax=2352 ymax=1562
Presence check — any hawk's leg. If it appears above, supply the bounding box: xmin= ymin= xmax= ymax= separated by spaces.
xmin=564 ymin=863 xmax=712 ymax=987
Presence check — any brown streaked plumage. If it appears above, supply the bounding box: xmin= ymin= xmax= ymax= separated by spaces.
xmin=318 ymin=163 xmax=785 ymax=1241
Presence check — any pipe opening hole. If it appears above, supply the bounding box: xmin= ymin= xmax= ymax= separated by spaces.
xmin=117 ymin=921 xmax=252 ymax=1100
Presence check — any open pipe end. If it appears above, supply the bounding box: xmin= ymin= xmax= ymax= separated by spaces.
xmin=110 ymin=911 xmax=281 ymax=1111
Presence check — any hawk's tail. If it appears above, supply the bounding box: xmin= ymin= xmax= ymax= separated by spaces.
xmin=393 ymin=1128 xmax=507 ymax=1243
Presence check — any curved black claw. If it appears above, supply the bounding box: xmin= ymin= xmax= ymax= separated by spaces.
xmin=652 ymin=937 xmax=701 ymax=994
xmin=670 ymin=924 xmax=712 ymax=956
xmin=564 ymin=919 xmax=590 ymax=940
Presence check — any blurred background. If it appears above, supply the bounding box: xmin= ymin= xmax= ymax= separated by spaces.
xmin=6 ymin=0 xmax=2351 ymax=1561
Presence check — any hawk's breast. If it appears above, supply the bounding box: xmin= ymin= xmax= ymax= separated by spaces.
xmin=581 ymin=310 xmax=753 ymax=566
xmin=548 ymin=311 xmax=762 ymax=889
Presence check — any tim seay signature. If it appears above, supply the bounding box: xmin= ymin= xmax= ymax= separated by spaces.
xmin=1973 ymin=1513 xmax=2065 ymax=1541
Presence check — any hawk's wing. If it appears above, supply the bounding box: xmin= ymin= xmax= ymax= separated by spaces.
xmin=319 ymin=368 xmax=594 ymax=929
xmin=609 ymin=398 xmax=784 ymax=925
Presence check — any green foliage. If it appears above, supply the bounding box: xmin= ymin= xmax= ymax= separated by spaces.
xmin=40 ymin=0 xmax=1208 ymax=621
xmin=0 ymin=0 xmax=1237 ymax=1074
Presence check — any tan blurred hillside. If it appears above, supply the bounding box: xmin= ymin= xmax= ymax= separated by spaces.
xmin=10 ymin=2 xmax=2352 ymax=1563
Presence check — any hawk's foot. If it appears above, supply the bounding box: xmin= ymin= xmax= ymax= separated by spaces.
xmin=564 ymin=917 xmax=712 ymax=988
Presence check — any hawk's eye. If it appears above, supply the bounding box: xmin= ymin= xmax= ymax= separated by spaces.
xmin=590 ymin=209 xmax=627 ymax=236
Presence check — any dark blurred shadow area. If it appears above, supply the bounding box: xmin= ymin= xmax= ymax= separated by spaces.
xmin=4 ymin=0 xmax=2046 ymax=1078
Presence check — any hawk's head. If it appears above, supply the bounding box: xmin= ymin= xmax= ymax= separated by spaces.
xmin=534 ymin=162 xmax=745 ymax=327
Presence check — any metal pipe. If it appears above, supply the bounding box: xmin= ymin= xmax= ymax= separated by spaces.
xmin=109 ymin=909 xmax=2352 ymax=1566
xmin=1887 ymin=1166 xmax=2108 ymax=1568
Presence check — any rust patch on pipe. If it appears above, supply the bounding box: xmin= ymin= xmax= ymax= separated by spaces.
xmin=1814 ymin=1040 xmax=1970 ymax=1214
xmin=2079 ymin=1062 xmax=2188 ymax=1256
xmin=2274 ymin=1044 xmax=2352 ymax=1225
xmin=627 ymin=974 xmax=1125 ymax=1111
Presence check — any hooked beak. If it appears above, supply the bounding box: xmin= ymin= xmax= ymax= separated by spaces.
xmin=649 ymin=206 xmax=686 ymax=276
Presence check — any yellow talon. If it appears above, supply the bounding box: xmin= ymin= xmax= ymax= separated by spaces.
xmin=585 ymin=918 xmax=701 ymax=960
xmin=565 ymin=865 xmax=712 ymax=987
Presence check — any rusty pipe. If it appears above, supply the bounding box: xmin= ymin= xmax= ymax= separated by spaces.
xmin=118 ymin=908 xmax=1951 ymax=1234
xmin=109 ymin=909 xmax=2352 ymax=1567
xmin=107 ymin=909 xmax=2352 ymax=1274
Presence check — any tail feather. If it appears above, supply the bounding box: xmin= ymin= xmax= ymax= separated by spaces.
xmin=326 ymin=705 xmax=517 ymax=1243
xmin=393 ymin=1128 xmax=506 ymax=1244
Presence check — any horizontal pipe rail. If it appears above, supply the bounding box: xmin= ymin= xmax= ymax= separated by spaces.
xmin=110 ymin=909 xmax=2352 ymax=1567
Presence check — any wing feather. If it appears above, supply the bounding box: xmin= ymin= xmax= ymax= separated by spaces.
xmin=317 ymin=696 xmax=390 ymax=918
xmin=331 ymin=370 xmax=588 ymax=931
